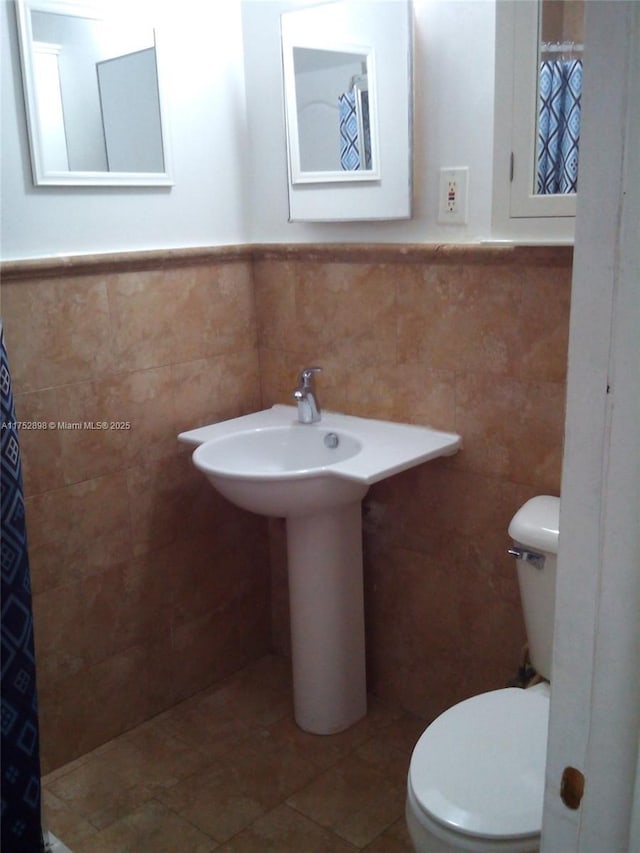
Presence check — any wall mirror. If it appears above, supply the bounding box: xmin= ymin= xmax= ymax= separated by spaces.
xmin=280 ymin=0 xmax=413 ymax=221
xmin=15 ymin=0 xmax=173 ymax=186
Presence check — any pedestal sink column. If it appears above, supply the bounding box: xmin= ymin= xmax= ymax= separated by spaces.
xmin=181 ymin=405 xmax=461 ymax=735
xmin=286 ymin=500 xmax=367 ymax=734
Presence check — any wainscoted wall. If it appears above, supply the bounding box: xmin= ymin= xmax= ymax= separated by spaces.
xmin=1 ymin=249 xmax=270 ymax=772
xmin=0 ymin=243 xmax=572 ymax=769
xmin=253 ymin=244 xmax=571 ymax=720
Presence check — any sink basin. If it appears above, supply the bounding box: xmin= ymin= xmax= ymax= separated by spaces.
xmin=180 ymin=405 xmax=461 ymax=518
xmin=190 ymin=423 xmax=365 ymax=517
xmin=179 ymin=405 xmax=461 ymax=735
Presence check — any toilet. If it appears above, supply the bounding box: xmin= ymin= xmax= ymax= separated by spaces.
xmin=406 ymin=495 xmax=560 ymax=852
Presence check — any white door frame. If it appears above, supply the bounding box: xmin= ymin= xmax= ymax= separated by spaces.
xmin=542 ymin=2 xmax=640 ymax=850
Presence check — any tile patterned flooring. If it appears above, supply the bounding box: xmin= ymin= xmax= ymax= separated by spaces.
xmin=43 ymin=655 xmax=427 ymax=852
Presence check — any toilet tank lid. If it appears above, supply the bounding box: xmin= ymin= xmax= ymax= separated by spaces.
xmin=509 ymin=495 xmax=560 ymax=554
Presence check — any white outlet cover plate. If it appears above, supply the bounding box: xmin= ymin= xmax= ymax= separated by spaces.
xmin=438 ymin=167 xmax=469 ymax=225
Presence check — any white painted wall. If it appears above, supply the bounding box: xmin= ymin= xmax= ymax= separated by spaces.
xmin=1 ymin=0 xmax=248 ymax=259
xmin=1 ymin=0 xmax=496 ymax=259
xmin=241 ymin=0 xmax=496 ymax=242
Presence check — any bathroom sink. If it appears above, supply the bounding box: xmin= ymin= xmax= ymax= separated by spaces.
xmin=179 ymin=404 xmax=461 ymax=735
xmin=189 ymin=421 xmax=365 ymax=516
xmin=179 ymin=405 xmax=461 ymax=518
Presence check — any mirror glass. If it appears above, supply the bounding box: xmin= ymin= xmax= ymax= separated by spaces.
xmin=535 ymin=0 xmax=584 ymax=195
xmin=284 ymin=43 xmax=379 ymax=183
xmin=16 ymin=0 xmax=172 ymax=186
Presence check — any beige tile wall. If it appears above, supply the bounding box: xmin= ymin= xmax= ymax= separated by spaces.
xmin=253 ymin=245 xmax=572 ymax=720
xmin=1 ymin=243 xmax=572 ymax=768
xmin=2 ymin=250 xmax=271 ymax=772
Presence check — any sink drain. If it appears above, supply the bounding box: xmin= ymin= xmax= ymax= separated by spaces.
xmin=324 ymin=432 xmax=339 ymax=449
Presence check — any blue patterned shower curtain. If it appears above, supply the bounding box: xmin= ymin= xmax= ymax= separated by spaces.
xmin=537 ymin=59 xmax=583 ymax=194
xmin=1 ymin=327 xmax=45 ymax=852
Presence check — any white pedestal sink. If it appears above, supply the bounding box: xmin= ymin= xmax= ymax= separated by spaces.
xmin=179 ymin=405 xmax=461 ymax=734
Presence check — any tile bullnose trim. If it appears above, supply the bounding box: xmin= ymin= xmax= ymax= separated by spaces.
xmin=1 ymin=242 xmax=573 ymax=280
xmin=251 ymin=242 xmax=574 ymax=266
xmin=0 ymin=245 xmax=253 ymax=281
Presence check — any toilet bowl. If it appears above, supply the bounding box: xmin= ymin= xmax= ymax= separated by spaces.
xmin=406 ymin=683 xmax=549 ymax=852
xmin=406 ymin=496 xmax=560 ymax=853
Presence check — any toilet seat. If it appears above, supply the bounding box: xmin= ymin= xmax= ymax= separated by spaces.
xmin=408 ymin=685 xmax=550 ymax=843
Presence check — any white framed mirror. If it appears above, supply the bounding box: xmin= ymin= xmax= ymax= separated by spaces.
xmin=280 ymin=0 xmax=413 ymax=222
xmin=15 ymin=0 xmax=173 ymax=186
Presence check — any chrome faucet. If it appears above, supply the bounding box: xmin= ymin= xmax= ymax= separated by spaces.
xmin=293 ymin=366 xmax=322 ymax=423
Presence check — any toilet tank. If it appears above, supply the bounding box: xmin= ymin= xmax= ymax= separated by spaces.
xmin=508 ymin=496 xmax=560 ymax=681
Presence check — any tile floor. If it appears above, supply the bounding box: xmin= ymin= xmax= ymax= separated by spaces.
xmin=43 ymin=654 xmax=428 ymax=852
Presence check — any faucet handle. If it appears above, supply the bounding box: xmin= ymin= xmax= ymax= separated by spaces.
xmin=299 ymin=366 xmax=322 ymax=387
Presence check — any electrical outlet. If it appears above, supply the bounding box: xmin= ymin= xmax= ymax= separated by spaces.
xmin=438 ymin=167 xmax=469 ymax=225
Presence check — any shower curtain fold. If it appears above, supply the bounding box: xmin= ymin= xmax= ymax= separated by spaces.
xmin=339 ymin=90 xmax=361 ymax=170
xmin=1 ymin=325 xmax=45 ymax=853
xmin=339 ymin=87 xmax=372 ymax=172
